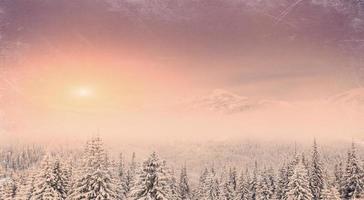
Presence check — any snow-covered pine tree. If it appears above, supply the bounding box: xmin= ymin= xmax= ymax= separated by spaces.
xmin=320 ymin=171 xmax=340 ymax=200
xmin=286 ymin=155 xmax=313 ymax=200
xmin=193 ymin=168 xmax=209 ymax=200
xmin=288 ymin=156 xmax=300 ymax=178
xmin=15 ymin=169 xmax=36 ymax=200
xmin=333 ymin=161 xmax=343 ymax=194
xmin=129 ymin=152 xmax=171 ymax=200
xmin=229 ymin=167 xmax=237 ymax=192
xmin=61 ymin=159 xmax=72 ymax=197
xmin=13 ymin=173 xmax=26 ymax=200
xmin=309 ymin=139 xmax=324 ymax=200
xmin=125 ymin=152 xmax=137 ymax=195
xmin=278 ymin=155 xmax=300 ymax=200
xmin=256 ymin=168 xmax=274 ymax=200
xmin=107 ymin=154 xmax=125 ymax=199
xmin=118 ymin=153 xmax=125 ymax=182
xmin=0 ymin=164 xmax=5 ymax=179
xmin=67 ymin=137 xmax=121 ymax=200
xmin=116 ymin=153 xmax=127 ymax=198
xmin=0 ymin=176 xmax=17 ymax=200
xmin=266 ymin=167 xmax=276 ymax=197
xmin=51 ymin=158 xmax=69 ymax=199
xmin=320 ymin=184 xmax=340 ymax=200
xmin=235 ymin=169 xmax=249 ymax=200
xmin=167 ymin=167 xmax=179 ymax=200
xmin=40 ymin=186 xmax=63 ymax=200
xmin=110 ymin=159 xmax=117 ymax=173
xmin=250 ymin=161 xmax=259 ymax=200
xmin=276 ymin=163 xmax=288 ymax=200
xmin=67 ymin=156 xmax=83 ymax=200
xmin=30 ymin=155 xmax=63 ymax=200
xmin=178 ymin=164 xmax=191 ymax=200
xmin=219 ymin=168 xmax=235 ymax=200
xmin=202 ymin=167 xmax=220 ymax=200
xmin=301 ymin=154 xmax=309 ymax=175
xmin=341 ymin=142 xmax=364 ymax=199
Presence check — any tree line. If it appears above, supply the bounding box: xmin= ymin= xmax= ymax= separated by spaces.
xmin=0 ymin=138 xmax=363 ymax=200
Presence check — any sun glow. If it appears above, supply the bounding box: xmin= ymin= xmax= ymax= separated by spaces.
xmin=73 ymin=87 xmax=93 ymax=98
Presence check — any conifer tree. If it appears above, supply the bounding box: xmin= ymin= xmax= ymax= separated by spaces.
xmin=194 ymin=168 xmax=209 ymax=200
xmin=320 ymin=184 xmax=340 ymax=200
xmin=333 ymin=161 xmax=343 ymax=194
xmin=118 ymin=153 xmax=125 ymax=181
xmin=15 ymin=169 xmax=36 ymax=200
xmin=0 ymin=176 xmax=17 ymax=200
xmin=129 ymin=152 xmax=171 ymax=200
xmin=51 ymin=158 xmax=69 ymax=199
xmin=341 ymin=142 xmax=364 ymax=199
xmin=320 ymin=173 xmax=340 ymax=200
xmin=266 ymin=167 xmax=276 ymax=197
xmin=278 ymin=156 xmax=300 ymax=200
xmin=115 ymin=153 xmax=127 ymax=198
xmin=286 ymin=156 xmax=313 ymax=200
xmin=125 ymin=152 xmax=137 ymax=195
xmin=250 ymin=161 xmax=259 ymax=200
xmin=62 ymin=160 xmax=73 ymax=196
xmin=168 ymin=167 xmax=179 ymax=200
xmin=229 ymin=167 xmax=237 ymax=192
xmin=67 ymin=137 xmax=121 ymax=200
xmin=235 ymin=169 xmax=249 ymax=200
xmin=179 ymin=164 xmax=191 ymax=200
xmin=257 ymin=168 xmax=274 ymax=200
xmin=309 ymin=139 xmax=324 ymax=200
xmin=41 ymin=186 xmax=63 ymax=200
xmin=0 ymin=164 xmax=5 ymax=179
xmin=276 ymin=164 xmax=288 ymax=200
xmin=31 ymin=155 xmax=63 ymax=200
xmin=202 ymin=167 xmax=220 ymax=200
xmin=220 ymin=169 xmax=235 ymax=200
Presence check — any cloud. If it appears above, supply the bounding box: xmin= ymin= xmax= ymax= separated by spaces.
xmin=182 ymin=87 xmax=364 ymax=115
xmin=181 ymin=89 xmax=293 ymax=114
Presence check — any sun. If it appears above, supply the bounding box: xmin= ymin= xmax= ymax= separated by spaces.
xmin=73 ymin=86 xmax=93 ymax=98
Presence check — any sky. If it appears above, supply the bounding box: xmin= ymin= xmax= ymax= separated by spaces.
xmin=0 ymin=0 xmax=364 ymax=145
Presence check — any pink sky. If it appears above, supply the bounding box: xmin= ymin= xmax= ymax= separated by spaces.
xmin=1 ymin=0 xmax=364 ymax=144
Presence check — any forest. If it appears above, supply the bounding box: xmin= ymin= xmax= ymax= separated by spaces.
xmin=0 ymin=137 xmax=363 ymax=200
